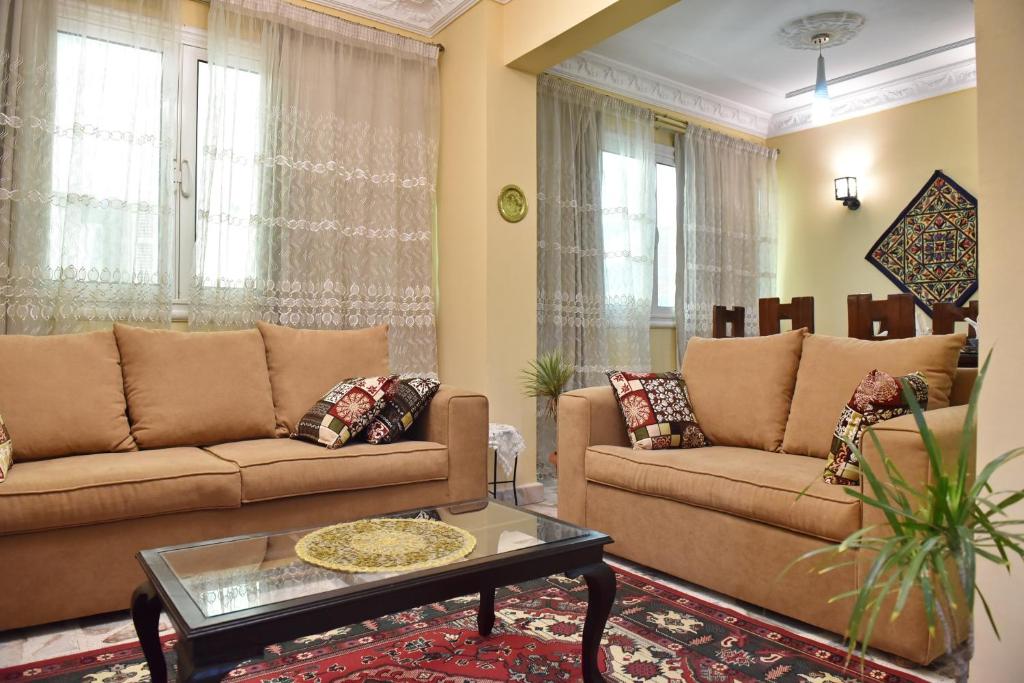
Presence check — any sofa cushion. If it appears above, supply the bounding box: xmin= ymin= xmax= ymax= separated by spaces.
xmin=585 ymin=445 xmax=859 ymax=542
xmin=0 ymin=414 xmax=10 ymax=482
xmin=0 ymin=331 xmax=135 ymax=460
xmin=293 ymin=375 xmax=399 ymax=448
xmin=365 ymin=377 xmax=441 ymax=445
xmin=204 ymin=438 xmax=448 ymax=503
xmin=257 ymin=322 xmax=390 ymax=435
xmin=782 ymin=333 xmax=964 ymax=458
xmin=606 ymin=371 xmax=709 ymax=449
xmin=0 ymin=447 xmax=240 ymax=535
xmin=681 ymin=329 xmax=805 ymax=452
xmin=114 ymin=325 xmax=277 ymax=449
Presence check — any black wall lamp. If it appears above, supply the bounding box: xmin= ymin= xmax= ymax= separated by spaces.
xmin=834 ymin=176 xmax=860 ymax=210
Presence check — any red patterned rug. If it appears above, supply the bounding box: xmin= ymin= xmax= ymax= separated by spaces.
xmin=0 ymin=566 xmax=928 ymax=682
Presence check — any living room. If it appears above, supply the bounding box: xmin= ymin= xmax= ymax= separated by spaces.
xmin=0 ymin=0 xmax=1021 ymax=681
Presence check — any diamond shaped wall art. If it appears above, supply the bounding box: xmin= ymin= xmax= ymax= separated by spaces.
xmin=866 ymin=170 xmax=978 ymax=316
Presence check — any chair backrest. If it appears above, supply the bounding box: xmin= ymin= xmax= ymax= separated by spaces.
xmin=712 ymin=305 xmax=745 ymax=338
xmin=758 ymin=296 xmax=815 ymax=335
xmin=847 ymin=293 xmax=916 ymax=340
xmin=933 ymin=300 xmax=978 ymax=339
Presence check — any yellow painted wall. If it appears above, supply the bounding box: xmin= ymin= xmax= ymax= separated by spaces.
xmin=972 ymin=0 xmax=1024 ymax=678
xmin=768 ymin=89 xmax=979 ymax=337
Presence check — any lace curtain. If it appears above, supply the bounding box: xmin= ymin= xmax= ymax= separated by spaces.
xmin=192 ymin=0 xmax=440 ymax=374
xmin=0 ymin=0 xmax=179 ymax=334
xmin=674 ymin=125 xmax=778 ymax=357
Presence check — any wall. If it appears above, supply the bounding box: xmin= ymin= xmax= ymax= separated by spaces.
xmin=768 ymin=88 xmax=979 ymax=337
xmin=972 ymin=0 xmax=1024 ymax=678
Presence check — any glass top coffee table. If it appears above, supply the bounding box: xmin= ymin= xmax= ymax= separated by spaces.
xmin=131 ymin=500 xmax=613 ymax=683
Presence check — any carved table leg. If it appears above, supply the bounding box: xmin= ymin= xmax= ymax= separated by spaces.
xmin=568 ymin=562 xmax=616 ymax=683
xmin=175 ymin=638 xmax=258 ymax=683
xmin=478 ymin=586 xmax=496 ymax=636
xmin=131 ymin=582 xmax=167 ymax=683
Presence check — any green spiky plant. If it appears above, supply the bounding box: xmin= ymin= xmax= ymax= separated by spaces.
xmin=520 ymin=351 xmax=575 ymax=422
xmin=792 ymin=354 xmax=1024 ymax=675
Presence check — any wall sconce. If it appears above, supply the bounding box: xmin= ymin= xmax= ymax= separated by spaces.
xmin=834 ymin=176 xmax=860 ymax=210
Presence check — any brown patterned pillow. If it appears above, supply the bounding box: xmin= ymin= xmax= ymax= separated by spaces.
xmin=293 ymin=376 xmax=398 ymax=448
xmin=364 ymin=377 xmax=441 ymax=445
xmin=823 ymin=370 xmax=929 ymax=485
xmin=0 ymin=414 xmax=11 ymax=482
xmin=607 ymin=370 xmax=710 ymax=450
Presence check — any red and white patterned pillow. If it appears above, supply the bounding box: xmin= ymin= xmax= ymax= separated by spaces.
xmin=293 ymin=376 xmax=399 ymax=448
xmin=0 ymin=414 xmax=12 ymax=482
xmin=607 ymin=370 xmax=709 ymax=450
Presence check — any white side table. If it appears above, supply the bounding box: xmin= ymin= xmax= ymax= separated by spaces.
xmin=488 ymin=423 xmax=525 ymax=505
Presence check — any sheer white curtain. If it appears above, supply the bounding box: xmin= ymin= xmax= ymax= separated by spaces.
xmin=193 ymin=0 xmax=440 ymax=374
xmin=536 ymin=75 xmax=655 ymax=389
xmin=674 ymin=125 xmax=778 ymax=357
xmin=0 ymin=0 xmax=179 ymax=334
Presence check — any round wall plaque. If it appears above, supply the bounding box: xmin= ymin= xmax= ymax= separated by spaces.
xmin=498 ymin=184 xmax=528 ymax=223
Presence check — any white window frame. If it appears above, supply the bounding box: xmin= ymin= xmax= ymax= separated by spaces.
xmin=651 ymin=143 xmax=676 ymax=327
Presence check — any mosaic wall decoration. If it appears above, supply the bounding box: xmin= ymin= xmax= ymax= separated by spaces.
xmin=866 ymin=170 xmax=978 ymax=315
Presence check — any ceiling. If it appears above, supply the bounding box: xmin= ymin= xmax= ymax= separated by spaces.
xmin=555 ymin=0 xmax=976 ymax=137
xmin=315 ymin=0 xmax=483 ymax=37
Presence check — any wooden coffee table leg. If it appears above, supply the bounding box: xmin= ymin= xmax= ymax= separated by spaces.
xmin=478 ymin=586 xmax=496 ymax=636
xmin=571 ymin=562 xmax=616 ymax=683
xmin=131 ymin=582 xmax=167 ymax=683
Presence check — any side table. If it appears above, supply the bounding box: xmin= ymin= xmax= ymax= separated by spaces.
xmin=488 ymin=423 xmax=525 ymax=506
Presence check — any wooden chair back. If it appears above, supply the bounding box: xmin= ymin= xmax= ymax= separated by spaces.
xmin=712 ymin=305 xmax=745 ymax=338
xmin=933 ymin=300 xmax=978 ymax=339
xmin=847 ymin=293 xmax=916 ymax=340
xmin=758 ymin=297 xmax=815 ymax=335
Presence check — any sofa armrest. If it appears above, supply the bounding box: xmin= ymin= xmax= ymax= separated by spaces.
xmin=408 ymin=385 xmax=489 ymax=502
xmin=557 ymin=387 xmax=629 ymax=526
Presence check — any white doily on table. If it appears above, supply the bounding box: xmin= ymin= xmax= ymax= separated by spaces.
xmin=488 ymin=423 xmax=525 ymax=475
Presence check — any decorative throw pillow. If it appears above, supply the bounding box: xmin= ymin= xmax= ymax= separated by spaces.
xmin=607 ymin=370 xmax=709 ymax=450
xmin=293 ymin=376 xmax=399 ymax=449
xmin=0 ymin=414 xmax=11 ymax=482
xmin=823 ymin=370 xmax=929 ymax=485
xmin=364 ymin=377 xmax=441 ymax=445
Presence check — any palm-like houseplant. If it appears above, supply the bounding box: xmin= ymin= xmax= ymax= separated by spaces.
xmin=793 ymin=355 xmax=1024 ymax=678
xmin=520 ymin=351 xmax=575 ymax=471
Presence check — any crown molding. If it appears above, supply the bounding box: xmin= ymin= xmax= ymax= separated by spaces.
xmin=550 ymin=51 xmax=977 ymax=140
xmin=768 ymin=58 xmax=977 ymax=136
xmin=312 ymin=0 xmax=479 ymax=37
xmin=550 ymin=52 xmax=773 ymax=138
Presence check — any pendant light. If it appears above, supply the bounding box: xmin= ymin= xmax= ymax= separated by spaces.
xmin=810 ymin=33 xmax=832 ymax=125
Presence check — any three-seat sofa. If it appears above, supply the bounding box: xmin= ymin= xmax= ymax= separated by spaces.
xmin=0 ymin=322 xmax=487 ymax=631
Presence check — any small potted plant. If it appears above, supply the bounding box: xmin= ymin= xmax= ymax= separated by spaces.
xmin=520 ymin=351 xmax=575 ymax=471
xmin=793 ymin=355 xmax=1024 ymax=680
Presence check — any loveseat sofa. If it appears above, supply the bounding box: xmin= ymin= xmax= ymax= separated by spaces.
xmin=0 ymin=323 xmax=487 ymax=631
xmin=557 ymin=330 xmax=972 ymax=665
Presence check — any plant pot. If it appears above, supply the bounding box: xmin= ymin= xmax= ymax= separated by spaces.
xmin=548 ymin=450 xmax=558 ymax=472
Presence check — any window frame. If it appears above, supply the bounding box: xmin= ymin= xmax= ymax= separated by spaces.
xmin=651 ymin=143 xmax=677 ymax=327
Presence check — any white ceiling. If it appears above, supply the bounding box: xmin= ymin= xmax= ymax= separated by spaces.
xmin=565 ymin=0 xmax=976 ymax=136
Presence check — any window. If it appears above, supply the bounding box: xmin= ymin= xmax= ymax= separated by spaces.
xmin=653 ymin=144 xmax=677 ymax=324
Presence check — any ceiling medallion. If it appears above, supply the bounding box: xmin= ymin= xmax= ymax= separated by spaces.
xmin=776 ymin=11 xmax=866 ymax=50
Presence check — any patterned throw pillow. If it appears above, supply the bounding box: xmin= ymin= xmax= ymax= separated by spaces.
xmin=607 ymin=370 xmax=709 ymax=450
xmin=364 ymin=377 xmax=441 ymax=445
xmin=823 ymin=370 xmax=929 ymax=485
xmin=293 ymin=376 xmax=399 ymax=448
xmin=0 ymin=414 xmax=12 ymax=482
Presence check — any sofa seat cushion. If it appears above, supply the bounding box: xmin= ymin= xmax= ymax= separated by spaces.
xmin=204 ymin=439 xmax=448 ymax=503
xmin=0 ymin=448 xmax=241 ymax=535
xmin=584 ymin=445 xmax=859 ymax=542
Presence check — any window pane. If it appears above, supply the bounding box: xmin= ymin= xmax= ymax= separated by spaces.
xmin=50 ymin=32 xmax=162 ymax=275
xmin=655 ymin=162 xmax=676 ymax=309
xmin=601 ymin=150 xmax=647 ymax=303
xmin=196 ymin=61 xmax=261 ymax=286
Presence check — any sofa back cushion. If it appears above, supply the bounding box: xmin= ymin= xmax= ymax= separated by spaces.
xmin=681 ymin=329 xmax=805 ymax=452
xmin=0 ymin=331 xmax=135 ymax=460
xmin=114 ymin=325 xmax=277 ymax=448
xmin=257 ymin=322 xmax=390 ymax=435
xmin=782 ymin=333 xmax=965 ymax=458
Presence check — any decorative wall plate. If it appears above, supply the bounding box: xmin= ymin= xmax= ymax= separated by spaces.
xmin=295 ymin=518 xmax=476 ymax=573
xmin=498 ymin=184 xmax=528 ymax=223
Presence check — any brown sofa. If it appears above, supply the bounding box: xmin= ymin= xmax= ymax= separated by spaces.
xmin=557 ymin=330 xmax=972 ymax=665
xmin=0 ymin=323 xmax=487 ymax=631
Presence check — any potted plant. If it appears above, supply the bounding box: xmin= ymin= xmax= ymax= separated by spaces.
xmin=793 ymin=355 xmax=1024 ymax=679
xmin=520 ymin=351 xmax=575 ymax=471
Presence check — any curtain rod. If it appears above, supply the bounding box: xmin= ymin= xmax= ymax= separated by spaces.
xmin=192 ymin=0 xmax=445 ymax=52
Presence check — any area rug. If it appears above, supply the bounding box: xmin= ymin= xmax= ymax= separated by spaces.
xmin=866 ymin=169 xmax=978 ymax=315
xmin=0 ymin=566 xmax=928 ymax=683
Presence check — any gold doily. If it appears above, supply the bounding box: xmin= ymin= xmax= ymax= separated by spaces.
xmin=295 ymin=518 xmax=477 ymax=573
